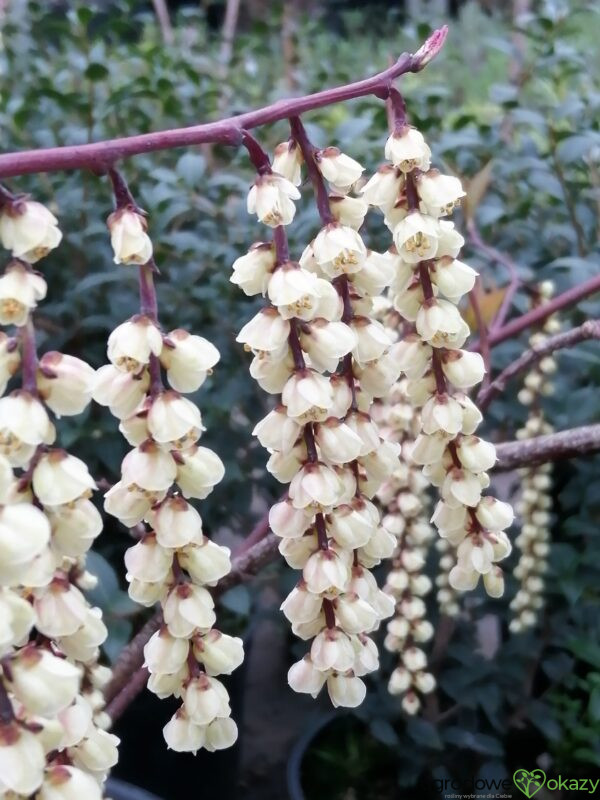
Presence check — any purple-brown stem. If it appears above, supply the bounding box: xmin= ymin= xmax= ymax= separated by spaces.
xmin=0 ymin=682 xmax=15 ymax=725
xmin=289 ymin=116 xmax=334 ymax=225
xmin=388 ymin=87 xmax=407 ymax=132
xmin=241 ymin=131 xmax=272 ymax=175
xmin=0 ymin=28 xmax=447 ymax=179
xmin=107 ymin=167 xmax=139 ymax=211
xmin=19 ymin=316 xmax=38 ymax=394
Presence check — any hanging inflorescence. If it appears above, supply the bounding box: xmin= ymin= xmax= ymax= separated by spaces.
xmin=510 ymin=281 xmax=558 ymax=633
xmin=0 ymin=191 xmax=118 ymax=800
xmin=360 ymin=94 xmax=515 ymax=599
xmin=93 ymin=173 xmax=243 ymax=755
xmin=371 ymin=298 xmax=437 ymax=714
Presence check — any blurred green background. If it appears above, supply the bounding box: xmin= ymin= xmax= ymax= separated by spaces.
xmin=2 ymin=0 xmax=600 ymax=797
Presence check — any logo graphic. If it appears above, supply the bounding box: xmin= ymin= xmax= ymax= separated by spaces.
xmin=513 ymin=769 xmax=547 ymax=798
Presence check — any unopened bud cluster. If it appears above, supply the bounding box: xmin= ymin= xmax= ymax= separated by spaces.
xmin=361 ymin=123 xmax=514 ymax=597
xmin=0 ymin=196 xmax=117 ymax=799
xmin=234 ymin=138 xmax=407 ymax=708
xmin=97 ymin=213 xmax=242 ymax=754
xmin=372 ymin=300 xmax=435 ymax=714
xmin=510 ymin=282 xmax=557 ymax=633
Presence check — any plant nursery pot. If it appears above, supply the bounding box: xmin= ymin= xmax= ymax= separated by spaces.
xmin=106 ymin=778 xmax=163 ymax=800
xmin=287 ymin=713 xmax=400 ymax=800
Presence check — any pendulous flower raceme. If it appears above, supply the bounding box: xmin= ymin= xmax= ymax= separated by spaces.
xmin=0 ymin=190 xmax=118 ymax=800
xmin=510 ymin=282 xmax=558 ymax=633
xmin=360 ymin=114 xmax=515 ymax=598
xmin=233 ymin=129 xmax=404 ymax=708
xmin=371 ymin=299 xmax=436 ymax=715
xmin=97 ymin=183 xmax=242 ymax=755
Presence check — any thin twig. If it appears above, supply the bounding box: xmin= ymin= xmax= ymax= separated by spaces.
xmin=468 ymin=277 xmax=491 ymax=390
xmin=472 ymin=273 xmax=600 ymax=351
xmin=151 ymin=0 xmax=174 ymax=46
xmin=467 ymin=219 xmax=521 ymax=333
xmin=0 ymin=28 xmax=447 ymax=178
xmin=494 ymin=424 xmax=600 ymax=471
xmin=478 ymin=319 xmax=600 ymax=411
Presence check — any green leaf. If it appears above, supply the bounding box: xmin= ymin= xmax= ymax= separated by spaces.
xmin=405 ymin=718 xmax=443 ymax=750
xmin=85 ymin=63 xmax=109 ymax=81
xmin=220 ymin=585 xmax=251 ymax=616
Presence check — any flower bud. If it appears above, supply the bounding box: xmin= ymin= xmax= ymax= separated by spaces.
xmin=108 ymin=208 xmax=153 ymax=265
xmin=272 ymin=140 xmax=303 ymax=186
xmin=483 ymin=566 xmax=505 ymax=598
xmin=247 ymin=173 xmax=300 ymax=227
xmin=388 ymin=666 xmax=412 ymax=694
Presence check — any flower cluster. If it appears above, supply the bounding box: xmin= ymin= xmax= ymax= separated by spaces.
xmin=0 ymin=195 xmax=118 ymax=800
xmin=233 ymin=133 xmax=405 ymax=707
xmin=371 ymin=300 xmax=436 ymax=714
xmin=360 ymin=121 xmax=514 ymax=597
xmin=97 ymin=203 xmax=242 ymax=754
xmin=510 ymin=282 xmax=557 ymax=633
xmin=435 ymin=538 xmax=461 ymax=618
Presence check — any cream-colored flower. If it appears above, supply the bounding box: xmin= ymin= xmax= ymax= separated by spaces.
xmin=360 ymin=165 xmax=403 ymax=209
xmin=8 ymin=647 xmax=81 ymax=716
xmin=0 ymin=261 xmax=47 ymax=325
xmin=0 ymin=502 xmax=50 ymax=585
xmin=0 ymin=200 xmax=62 ymax=263
xmin=417 ymin=171 xmax=466 ymax=217
xmin=36 ymin=352 xmax=95 ymax=416
xmin=33 ymin=450 xmax=96 ymax=506
xmin=329 ymin=195 xmax=369 ymax=230
xmin=230 ymin=242 xmax=276 ymax=297
xmin=108 ymin=316 xmax=163 ymax=373
xmin=163 ymin=709 xmax=205 ymax=754
xmin=93 ymin=364 xmax=150 ymax=419
xmin=312 ymin=224 xmax=367 ymax=278
xmin=193 ymin=630 xmax=244 ymax=676
xmin=147 ymin=391 xmax=203 ymax=448
xmin=37 ymin=765 xmax=103 ymax=800
xmin=281 ymin=369 xmax=333 ymax=421
xmin=272 ymin=140 xmax=303 ymax=186
xmin=0 ymin=724 xmax=46 ymax=795
xmin=120 ymin=442 xmax=177 ymax=492
xmin=160 ymin=329 xmax=220 ymax=393
xmin=316 ymin=147 xmax=363 ymax=193
xmin=393 ymin=211 xmax=440 ymax=263
xmin=247 ymin=173 xmax=300 ymax=227
xmin=175 ymin=445 xmax=225 ymax=500
xmin=108 ymin=208 xmax=153 ymax=265
xmin=148 ymin=495 xmax=203 ymax=548
xmin=236 ymin=307 xmax=290 ymax=352
xmin=384 ymin=127 xmax=431 ymax=172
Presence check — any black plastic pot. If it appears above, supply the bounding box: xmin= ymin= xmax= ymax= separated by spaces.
xmin=287 ymin=714 xmax=336 ymax=800
xmin=106 ymin=778 xmax=163 ymax=800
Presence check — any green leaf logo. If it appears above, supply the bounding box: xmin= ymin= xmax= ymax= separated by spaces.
xmin=513 ymin=769 xmax=547 ymax=798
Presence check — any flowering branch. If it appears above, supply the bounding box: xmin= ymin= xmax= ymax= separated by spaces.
xmin=0 ymin=28 xmax=447 ymax=179
xmin=478 ymin=319 xmax=600 ymax=411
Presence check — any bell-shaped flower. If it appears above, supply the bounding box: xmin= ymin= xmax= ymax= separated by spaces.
xmin=430 ymin=257 xmax=477 ymax=301
xmin=183 ymin=673 xmax=230 ymax=725
xmin=417 ymin=171 xmax=466 ymax=217
xmin=0 ymin=261 xmax=47 ymax=326
xmin=384 ymin=126 xmax=431 ymax=172
xmin=8 ymin=647 xmax=81 ymax=717
xmin=475 ymin=496 xmax=514 ymax=532
xmin=0 ymin=200 xmax=62 ymax=263
xmin=288 ymin=655 xmax=327 ymax=697
xmin=144 ymin=628 xmax=190 ymax=675
xmin=175 ymin=445 xmax=225 ymax=500
xmin=193 ymin=630 xmax=244 ymax=676
xmin=160 ymin=328 xmax=220 ymax=394
xmin=360 ymin=164 xmax=403 ymax=209
xmin=0 ymin=723 xmax=46 ymax=795
xmin=163 ymin=709 xmax=205 ymax=754
xmin=312 ymin=224 xmax=367 ymax=278
xmin=267 ymin=262 xmax=322 ymax=320
xmin=148 ymin=496 xmax=203 ymax=548
xmin=236 ymin=307 xmax=290 ymax=352
xmin=421 ymin=393 xmax=464 ymax=435
xmin=177 ymin=539 xmax=231 ymax=585
xmin=163 ymin=583 xmax=216 ymax=638
xmin=147 ymin=391 xmax=203 ymax=449
xmin=456 ymin=436 xmax=496 ymax=473
xmin=47 ymin=498 xmax=102 ymax=558
xmin=253 ymin=405 xmax=302 ymax=452
xmin=125 ymin=534 xmax=172 ymax=584
xmin=280 ymin=581 xmax=323 ymax=624
xmin=33 ymin=450 xmax=96 ymax=506
xmin=37 ymin=765 xmax=103 ymax=800
xmin=314 ymin=418 xmax=363 ymax=465
xmin=36 ymin=352 xmax=94 ymax=416
xmin=247 ymin=173 xmax=300 ymax=227
xmin=393 ymin=211 xmax=440 ymax=263
xmin=121 ymin=442 xmax=176 ymax=493
xmin=282 ymin=369 xmax=333 ymax=421
xmin=230 ymin=242 xmax=275 ymax=297
xmin=93 ymin=364 xmax=150 ymax=419
xmin=204 ymin=716 xmax=239 ymax=752
xmin=268 ymin=499 xmax=313 ymax=539
xmin=34 ymin=580 xmax=90 ymax=637
xmin=311 ymin=627 xmax=355 ymax=672
xmin=329 ymin=195 xmax=369 ymax=230
xmin=416 ymin=297 xmax=470 ymax=349
xmin=303 ymin=548 xmax=350 ymax=594
xmin=289 ymin=462 xmax=344 ymax=510
xmin=104 ymin=480 xmax=165 ymax=527
xmin=316 ymin=147 xmax=363 ymax=193
xmin=440 ymin=349 xmax=484 ymax=389
xmin=300 ymin=319 xmax=356 ymax=373
xmin=326 ymin=672 xmax=366 ymax=708
xmin=350 ymin=316 xmax=392 ymax=364
xmin=108 ymin=208 xmax=153 ymax=265
xmin=108 ymin=316 xmax=162 ymax=373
